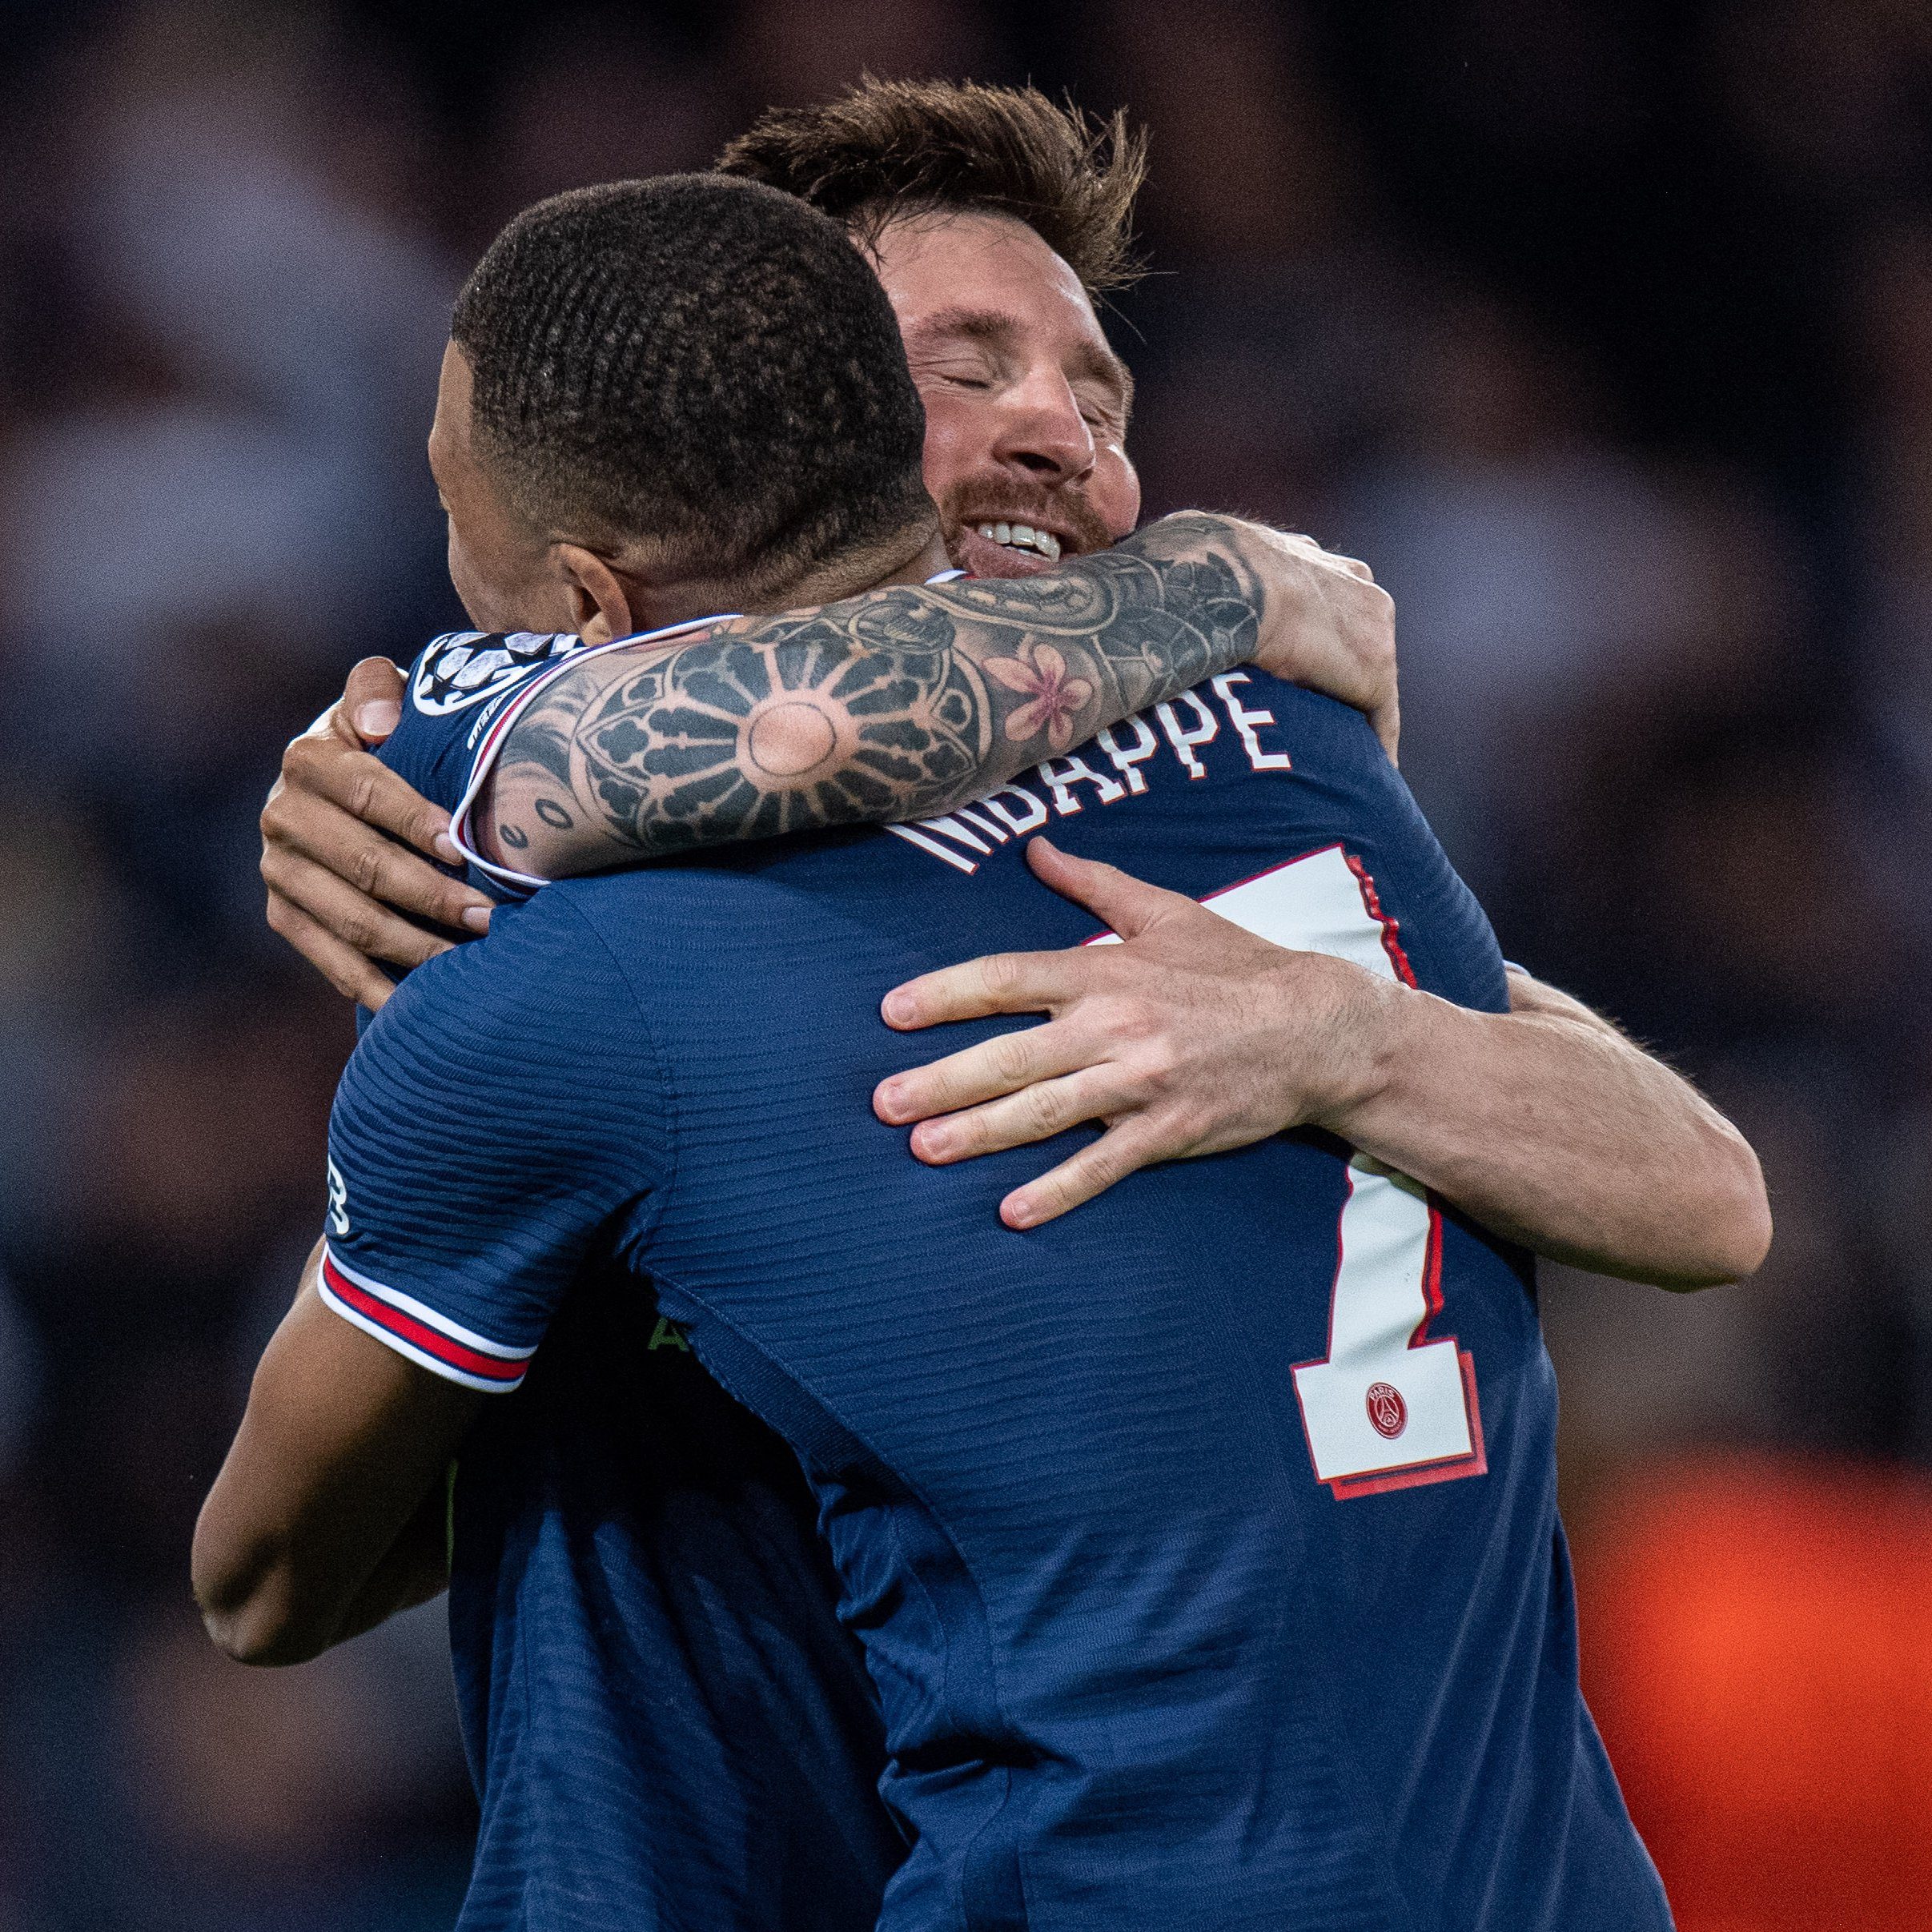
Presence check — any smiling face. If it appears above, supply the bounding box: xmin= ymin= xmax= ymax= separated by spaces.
xmin=868 ymin=210 xmax=1142 ymax=578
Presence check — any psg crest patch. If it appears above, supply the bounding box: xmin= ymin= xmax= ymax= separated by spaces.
xmin=412 ymin=631 xmax=581 ymax=715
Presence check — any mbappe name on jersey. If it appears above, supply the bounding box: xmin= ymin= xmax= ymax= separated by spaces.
xmin=888 ymin=670 xmax=1295 ymax=876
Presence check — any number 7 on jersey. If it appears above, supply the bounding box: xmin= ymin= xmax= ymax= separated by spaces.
xmin=1091 ymin=844 xmax=1488 ymax=1499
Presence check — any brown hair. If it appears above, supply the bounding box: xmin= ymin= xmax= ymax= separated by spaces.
xmin=716 ymin=78 xmax=1148 ymax=298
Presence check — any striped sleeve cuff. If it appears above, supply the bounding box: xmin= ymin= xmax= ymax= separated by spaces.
xmin=319 ymin=1243 xmax=535 ymax=1394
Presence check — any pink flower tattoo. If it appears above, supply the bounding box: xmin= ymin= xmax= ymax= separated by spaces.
xmin=982 ymin=642 xmax=1094 ymax=753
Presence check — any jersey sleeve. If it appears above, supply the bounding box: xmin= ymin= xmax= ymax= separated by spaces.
xmin=379 ymin=629 xmax=588 ymax=817
xmin=441 ymin=633 xmax=632 ymax=891
xmin=319 ymin=896 xmax=668 ymax=1393
xmin=398 ymin=615 xmax=733 ymax=892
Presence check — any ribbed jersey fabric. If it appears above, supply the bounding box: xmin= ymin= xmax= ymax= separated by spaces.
xmin=329 ymin=663 xmax=1673 ymax=1932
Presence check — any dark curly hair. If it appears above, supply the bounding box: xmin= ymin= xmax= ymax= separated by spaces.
xmin=716 ymin=78 xmax=1147 ymax=298
xmin=450 ymin=174 xmax=930 ymax=593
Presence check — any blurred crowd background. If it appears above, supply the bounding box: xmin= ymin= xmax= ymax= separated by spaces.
xmin=0 ymin=1 xmax=1927 ymax=1926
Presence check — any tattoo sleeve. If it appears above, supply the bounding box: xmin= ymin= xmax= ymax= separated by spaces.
xmin=482 ymin=512 xmax=1269 ymax=876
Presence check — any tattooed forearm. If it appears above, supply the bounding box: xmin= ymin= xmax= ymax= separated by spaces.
xmin=479 ymin=512 xmax=1275 ymax=875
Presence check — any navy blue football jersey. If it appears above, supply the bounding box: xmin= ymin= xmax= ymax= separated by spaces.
xmin=357 ymin=625 xmax=902 ymax=1932
xmin=334 ymin=654 xmax=1672 ymax=1931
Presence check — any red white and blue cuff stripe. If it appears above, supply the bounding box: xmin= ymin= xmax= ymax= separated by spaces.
xmin=318 ymin=1243 xmax=534 ymax=1395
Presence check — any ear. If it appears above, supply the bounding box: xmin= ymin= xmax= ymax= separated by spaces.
xmin=552 ymin=543 xmax=637 ymax=645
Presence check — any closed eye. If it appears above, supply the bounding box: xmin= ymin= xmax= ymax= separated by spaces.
xmin=912 ymin=356 xmax=1000 ymax=391
xmin=1075 ymin=392 xmax=1127 ymax=436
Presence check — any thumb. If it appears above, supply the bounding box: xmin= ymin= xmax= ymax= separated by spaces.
xmin=1025 ymin=836 xmax=1178 ymax=940
xmin=344 ymin=657 xmax=406 ymax=745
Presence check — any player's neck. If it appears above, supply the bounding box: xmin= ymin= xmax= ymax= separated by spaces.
xmin=788 ymin=524 xmax=956 ymax=605
xmin=630 ymin=520 xmax=953 ymax=631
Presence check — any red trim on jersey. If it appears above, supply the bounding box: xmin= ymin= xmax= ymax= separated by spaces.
xmin=319 ymin=1250 xmax=528 ymax=1387
xmin=1344 ymin=850 xmax=1418 ymax=986
xmin=1415 ymin=1200 xmax=1446 ymax=1342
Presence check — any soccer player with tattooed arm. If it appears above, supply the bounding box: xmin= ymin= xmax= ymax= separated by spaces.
xmin=198 ymin=167 xmax=1724 ymax=1928
xmin=261 ymin=81 xmax=1766 ymax=1287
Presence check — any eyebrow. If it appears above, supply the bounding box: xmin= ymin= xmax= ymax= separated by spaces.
xmin=905 ymin=307 xmax=1135 ymax=420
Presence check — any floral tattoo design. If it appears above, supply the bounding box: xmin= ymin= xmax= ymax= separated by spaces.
xmin=984 ymin=642 xmax=1095 ymax=753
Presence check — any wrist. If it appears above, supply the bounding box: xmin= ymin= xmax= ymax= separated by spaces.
xmin=1302 ymin=961 xmax=1412 ymax=1138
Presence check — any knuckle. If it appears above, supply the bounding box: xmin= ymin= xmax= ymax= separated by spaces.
xmin=990 ymin=1034 xmax=1034 ymax=1086
xmin=265 ymin=894 xmax=292 ymax=936
xmin=1022 ymin=1086 xmax=1064 ymax=1137
xmin=981 ymin=951 xmax=1022 ymax=998
xmin=284 ymin=734 xmax=331 ymax=784
xmin=1082 ymin=1147 xmax=1123 ymax=1193
xmin=1139 ymin=1046 xmax=1183 ymax=1098
xmin=348 ymin=654 xmax=398 ymax=694
xmin=1107 ymin=997 xmax=1162 ymax=1047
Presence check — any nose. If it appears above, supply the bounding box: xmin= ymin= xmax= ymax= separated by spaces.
xmin=991 ymin=367 xmax=1096 ymax=485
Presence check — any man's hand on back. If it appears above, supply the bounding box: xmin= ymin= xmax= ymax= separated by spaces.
xmin=261 ymin=657 xmax=496 ymax=1011
xmin=874 ymin=837 xmax=1772 ymax=1287
xmin=874 ymin=837 xmax=1391 ymax=1228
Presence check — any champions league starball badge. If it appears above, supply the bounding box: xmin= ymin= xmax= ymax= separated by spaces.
xmin=412 ymin=632 xmax=581 ymax=715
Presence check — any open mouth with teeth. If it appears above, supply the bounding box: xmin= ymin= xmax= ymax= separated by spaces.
xmin=974 ymin=521 xmax=1062 ymax=562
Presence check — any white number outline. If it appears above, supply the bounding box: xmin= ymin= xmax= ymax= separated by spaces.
xmin=1089 ymin=842 xmax=1487 ymax=1500
xmin=1294 ymin=1160 xmax=1487 ymax=1500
